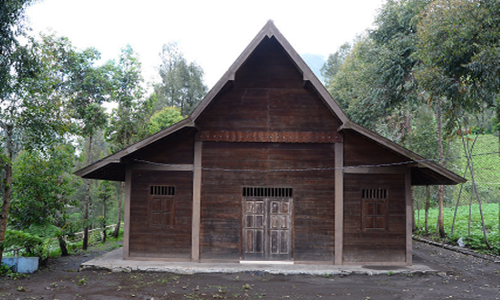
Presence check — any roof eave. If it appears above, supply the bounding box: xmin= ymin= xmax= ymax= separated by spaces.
xmin=74 ymin=118 xmax=195 ymax=178
xmin=339 ymin=121 xmax=466 ymax=185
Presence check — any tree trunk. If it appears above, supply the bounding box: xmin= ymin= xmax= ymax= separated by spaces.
xmin=0 ymin=125 xmax=14 ymax=261
xmin=58 ymin=236 xmax=69 ymax=256
xmin=113 ymin=128 xmax=127 ymax=239
xmin=468 ymin=157 xmax=491 ymax=249
xmin=102 ymin=199 xmax=107 ymax=244
xmin=468 ymin=187 xmax=473 ymax=239
xmin=457 ymin=127 xmax=491 ymax=248
xmin=112 ymin=182 xmax=123 ymax=238
xmin=450 ymin=135 xmax=477 ymax=237
xmin=412 ymin=187 xmax=416 ymax=232
xmin=83 ymin=135 xmax=93 ymax=250
xmin=451 ymin=164 xmax=470 ymax=237
xmin=435 ymin=97 xmax=446 ymax=238
xmin=425 ymin=185 xmax=430 ymax=234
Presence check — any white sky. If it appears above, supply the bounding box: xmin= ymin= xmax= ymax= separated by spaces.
xmin=26 ymin=0 xmax=386 ymax=89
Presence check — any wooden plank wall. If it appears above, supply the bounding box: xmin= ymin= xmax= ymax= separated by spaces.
xmin=127 ymin=128 xmax=196 ymax=164
xmin=343 ymin=131 xmax=407 ymax=263
xmin=343 ymin=173 xmax=406 ymax=263
xmin=343 ymin=131 xmax=407 ymax=167
xmin=195 ymin=37 xmax=339 ymax=262
xmin=196 ymin=37 xmax=341 ymax=132
xmin=201 ymin=142 xmax=335 ymax=261
xmin=129 ymin=171 xmax=193 ymax=258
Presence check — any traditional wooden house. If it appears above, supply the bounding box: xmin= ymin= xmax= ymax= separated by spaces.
xmin=76 ymin=21 xmax=465 ymax=266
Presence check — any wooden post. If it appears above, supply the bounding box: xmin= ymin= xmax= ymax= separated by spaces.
xmin=334 ymin=142 xmax=344 ymax=265
xmin=123 ymin=169 xmax=132 ymax=260
xmin=405 ymin=169 xmax=412 ymax=265
xmin=192 ymin=141 xmax=202 ymax=261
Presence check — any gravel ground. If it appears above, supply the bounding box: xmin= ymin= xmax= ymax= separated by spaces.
xmin=0 ymin=241 xmax=499 ymax=299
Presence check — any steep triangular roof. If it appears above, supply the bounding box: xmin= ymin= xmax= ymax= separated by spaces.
xmin=75 ymin=20 xmax=465 ymax=185
xmin=189 ymin=20 xmax=349 ymax=123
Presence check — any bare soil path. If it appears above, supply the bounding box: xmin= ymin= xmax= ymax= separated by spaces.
xmin=1 ymin=241 xmax=499 ymax=300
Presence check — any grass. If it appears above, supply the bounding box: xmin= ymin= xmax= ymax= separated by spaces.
xmin=414 ymin=203 xmax=500 ymax=254
xmin=413 ymin=133 xmax=500 ymax=255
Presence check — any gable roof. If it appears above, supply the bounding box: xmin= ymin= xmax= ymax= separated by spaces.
xmin=75 ymin=20 xmax=465 ymax=186
xmin=189 ymin=20 xmax=349 ymax=124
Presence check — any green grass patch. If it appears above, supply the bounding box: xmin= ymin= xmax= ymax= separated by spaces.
xmin=415 ymin=203 xmax=500 ymax=255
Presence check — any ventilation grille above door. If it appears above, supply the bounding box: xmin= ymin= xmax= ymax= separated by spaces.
xmin=150 ymin=185 xmax=175 ymax=196
xmin=362 ymin=188 xmax=387 ymax=199
xmin=243 ymin=187 xmax=293 ymax=198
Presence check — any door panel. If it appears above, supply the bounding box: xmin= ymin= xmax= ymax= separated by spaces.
xmin=242 ymin=199 xmax=265 ymax=259
xmin=242 ymin=197 xmax=293 ymax=261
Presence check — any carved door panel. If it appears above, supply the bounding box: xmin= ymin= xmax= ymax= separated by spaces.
xmin=242 ymin=199 xmax=266 ymax=260
xmin=242 ymin=197 xmax=293 ymax=261
xmin=268 ymin=199 xmax=292 ymax=260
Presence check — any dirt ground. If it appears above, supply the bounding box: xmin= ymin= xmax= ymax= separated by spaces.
xmin=1 ymin=241 xmax=499 ymax=300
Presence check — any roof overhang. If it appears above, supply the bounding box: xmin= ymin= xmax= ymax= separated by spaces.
xmin=75 ymin=118 xmax=195 ymax=180
xmin=339 ymin=121 xmax=466 ymax=185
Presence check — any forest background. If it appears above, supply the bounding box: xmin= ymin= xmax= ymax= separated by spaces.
xmin=1 ymin=0 xmax=500 ymax=261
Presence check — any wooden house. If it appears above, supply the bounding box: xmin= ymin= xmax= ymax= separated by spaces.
xmin=76 ymin=21 xmax=465 ymax=266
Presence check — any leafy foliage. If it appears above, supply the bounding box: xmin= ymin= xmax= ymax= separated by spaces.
xmin=10 ymin=144 xmax=76 ymax=229
xmin=105 ymin=45 xmax=148 ymax=150
xmin=416 ymin=0 xmax=500 ymax=113
xmin=147 ymin=106 xmax=185 ymax=135
xmin=154 ymin=42 xmax=207 ymax=115
xmin=321 ymin=42 xmax=351 ymax=86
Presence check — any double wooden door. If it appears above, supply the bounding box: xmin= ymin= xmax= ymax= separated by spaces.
xmin=242 ymin=197 xmax=293 ymax=261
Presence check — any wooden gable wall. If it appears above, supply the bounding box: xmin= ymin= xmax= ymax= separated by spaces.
xmin=197 ymin=36 xmax=341 ymax=131
xmin=196 ymin=36 xmax=339 ymax=262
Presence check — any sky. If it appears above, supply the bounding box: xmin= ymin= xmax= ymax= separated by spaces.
xmin=26 ymin=0 xmax=386 ymax=90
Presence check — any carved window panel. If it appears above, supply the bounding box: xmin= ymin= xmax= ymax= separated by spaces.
xmin=149 ymin=186 xmax=175 ymax=228
xmin=361 ymin=188 xmax=388 ymax=231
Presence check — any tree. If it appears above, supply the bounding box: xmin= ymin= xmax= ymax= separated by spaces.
xmin=416 ymin=0 xmax=500 ymax=243
xmin=326 ymin=36 xmax=381 ymax=122
xmin=10 ymin=144 xmax=76 ymax=255
xmin=146 ymin=106 xmax=185 ymax=135
xmin=97 ymin=181 xmax=115 ymax=244
xmin=64 ymin=46 xmax=114 ymax=250
xmin=325 ymin=0 xmax=448 ymax=237
xmin=154 ymin=42 xmax=207 ymax=115
xmin=0 ymin=16 xmax=78 ymax=261
xmin=105 ymin=45 xmax=146 ymax=238
xmin=321 ymin=43 xmax=351 ymax=86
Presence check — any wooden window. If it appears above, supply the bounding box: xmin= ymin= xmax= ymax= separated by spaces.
xmin=149 ymin=185 xmax=175 ymax=228
xmin=361 ymin=188 xmax=388 ymax=230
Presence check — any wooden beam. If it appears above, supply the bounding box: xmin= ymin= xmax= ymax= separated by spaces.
xmin=199 ymin=130 xmax=342 ymax=144
xmin=405 ymin=169 xmax=413 ymax=265
xmin=192 ymin=141 xmax=202 ymax=261
xmin=129 ymin=163 xmax=193 ymax=171
xmin=343 ymin=167 xmax=409 ymax=174
xmin=334 ymin=142 xmax=344 ymax=265
xmin=123 ymin=169 xmax=132 ymax=260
